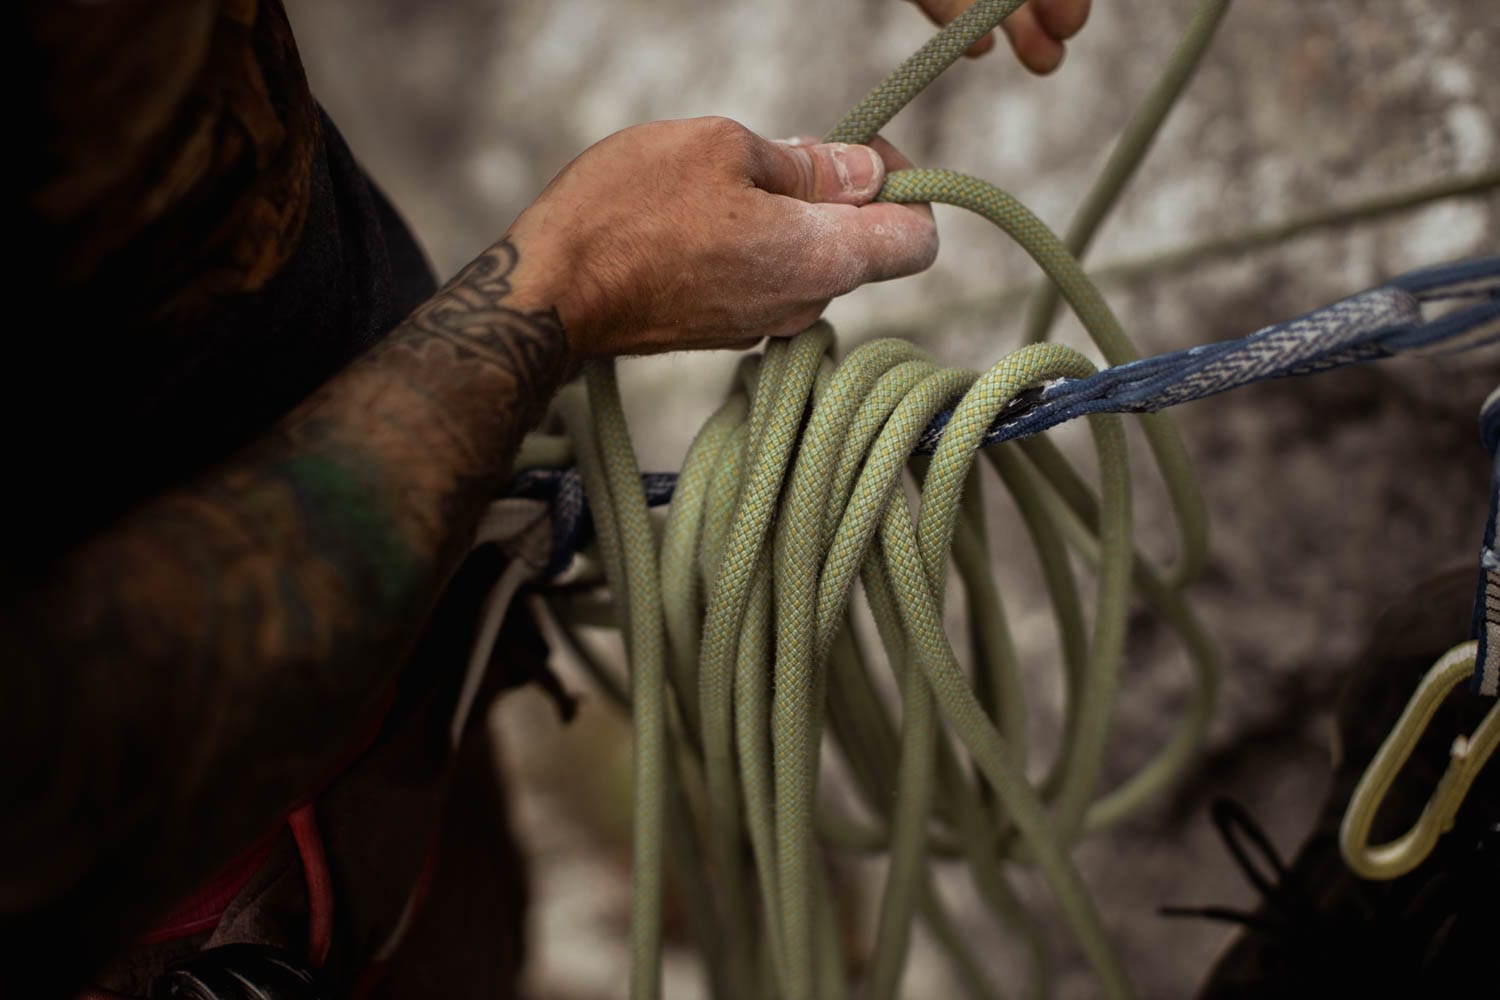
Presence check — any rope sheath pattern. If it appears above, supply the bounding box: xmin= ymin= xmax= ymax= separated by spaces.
xmin=501 ymin=1 xmax=1500 ymax=997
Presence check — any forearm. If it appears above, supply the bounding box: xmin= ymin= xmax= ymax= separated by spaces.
xmin=0 ymin=237 xmax=567 ymax=924
xmin=2 ymin=109 xmax=944 ymax=960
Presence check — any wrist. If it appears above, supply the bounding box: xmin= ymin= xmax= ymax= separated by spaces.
xmin=503 ymin=214 xmax=598 ymax=366
xmin=390 ymin=237 xmax=573 ymax=462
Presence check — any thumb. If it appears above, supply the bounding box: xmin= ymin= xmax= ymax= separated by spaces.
xmin=751 ymin=137 xmax=887 ymax=205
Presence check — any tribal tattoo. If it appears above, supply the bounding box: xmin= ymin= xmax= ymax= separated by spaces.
xmin=0 ymin=238 xmax=569 ymax=951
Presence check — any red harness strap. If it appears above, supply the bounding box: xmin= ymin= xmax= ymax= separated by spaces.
xmin=286 ymin=803 xmax=333 ymax=968
xmin=76 ymin=686 xmax=396 ymax=999
xmin=149 ymin=801 xmax=332 ymax=962
xmin=77 ymin=804 xmax=333 ymax=1000
xmin=137 ymin=827 xmax=282 ymax=946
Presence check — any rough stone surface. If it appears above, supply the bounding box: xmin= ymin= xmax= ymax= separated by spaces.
xmin=290 ymin=0 xmax=1498 ymax=996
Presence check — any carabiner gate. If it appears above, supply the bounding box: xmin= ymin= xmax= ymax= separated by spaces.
xmin=1339 ymin=640 xmax=1500 ymax=880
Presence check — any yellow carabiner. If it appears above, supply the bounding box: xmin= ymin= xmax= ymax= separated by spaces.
xmin=1340 ymin=640 xmax=1500 ymax=880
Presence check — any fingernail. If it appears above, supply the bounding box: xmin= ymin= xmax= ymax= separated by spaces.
xmin=831 ymin=143 xmax=882 ymax=196
xmin=775 ymin=136 xmax=810 ymax=146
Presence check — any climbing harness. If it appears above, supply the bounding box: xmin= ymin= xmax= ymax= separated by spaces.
xmin=467 ymin=1 xmax=1499 ymax=997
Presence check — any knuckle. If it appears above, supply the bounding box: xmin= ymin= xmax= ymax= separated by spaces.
xmin=697 ymin=116 xmax=756 ymax=162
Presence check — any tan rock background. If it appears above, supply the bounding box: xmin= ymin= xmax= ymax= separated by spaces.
xmin=289 ymin=1 xmax=1498 ymax=996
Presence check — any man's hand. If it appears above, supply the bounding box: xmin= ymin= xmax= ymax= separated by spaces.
xmin=910 ymin=0 xmax=1091 ymax=73
xmin=1 ymin=114 xmax=937 ymax=973
xmin=506 ymin=117 xmax=937 ymax=361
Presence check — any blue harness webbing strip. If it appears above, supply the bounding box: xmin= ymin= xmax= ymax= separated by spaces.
xmin=510 ymin=254 xmax=1500 ymax=694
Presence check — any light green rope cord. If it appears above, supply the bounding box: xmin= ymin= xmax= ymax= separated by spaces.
xmin=716 ymin=329 xmax=834 ymax=997
xmin=825 ymin=0 xmax=1028 ymax=146
xmin=878 ymin=167 xmax=1208 ymax=588
xmin=1022 ymin=0 xmax=1233 ymax=345
xmin=852 ymin=167 xmax=1500 ymax=349
xmin=661 ymin=390 xmax=748 ymax=741
xmin=546 ymin=2 xmax=1256 ymax=997
xmin=557 ymin=381 xmax=664 ymax=1000
xmin=952 ymin=466 xmax=1029 ymax=755
xmin=983 ymin=444 xmax=1088 ymax=801
xmin=537 ymin=597 xmax=731 ymax=997
xmin=769 ymin=339 xmax=925 ymax=995
xmin=923 ymin=346 xmax=1133 ymax=853
xmin=1009 ymin=436 xmax=1221 ymax=835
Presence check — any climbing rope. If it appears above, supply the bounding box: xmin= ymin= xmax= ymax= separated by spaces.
xmin=1020 ymin=0 xmax=1232 ymax=346
xmin=556 ymin=3 xmax=1223 ymax=997
xmin=478 ymin=1 xmax=1500 ymax=997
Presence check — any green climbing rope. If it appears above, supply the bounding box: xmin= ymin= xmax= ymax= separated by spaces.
xmin=539 ymin=1 xmax=1240 ymax=997
xmin=1021 ymin=0 xmax=1233 ymax=345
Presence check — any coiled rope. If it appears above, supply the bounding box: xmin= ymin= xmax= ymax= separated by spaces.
xmin=504 ymin=1 xmax=1482 ymax=997
xmin=548 ymin=2 xmax=1229 ymax=997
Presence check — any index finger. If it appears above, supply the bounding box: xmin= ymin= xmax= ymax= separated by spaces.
xmin=770 ymin=197 xmax=939 ymax=295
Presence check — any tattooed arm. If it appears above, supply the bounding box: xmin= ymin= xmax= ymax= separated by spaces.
xmin=0 ymin=238 xmax=569 ymax=957
xmin=1 ymin=118 xmax=936 ymax=960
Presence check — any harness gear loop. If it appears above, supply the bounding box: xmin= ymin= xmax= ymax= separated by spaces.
xmin=1339 ymin=640 xmax=1500 ymax=881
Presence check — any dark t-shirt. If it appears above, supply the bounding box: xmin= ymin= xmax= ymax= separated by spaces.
xmin=17 ymin=0 xmax=435 ymax=560
xmin=15 ymin=3 xmax=531 ymax=995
